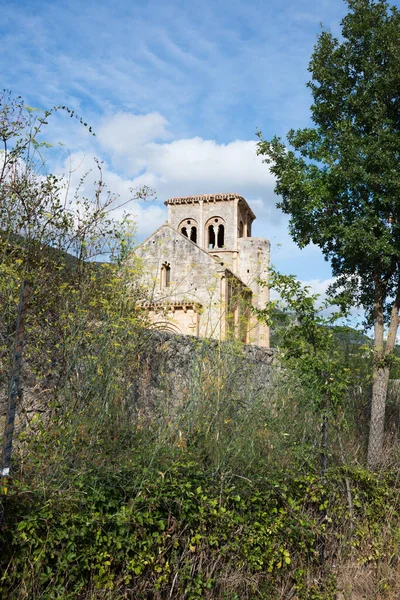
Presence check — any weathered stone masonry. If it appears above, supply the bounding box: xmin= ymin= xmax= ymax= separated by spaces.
xmin=130 ymin=329 xmax=276 ymax=412
xmin=130 ymin=193 xmax=270 ymax=347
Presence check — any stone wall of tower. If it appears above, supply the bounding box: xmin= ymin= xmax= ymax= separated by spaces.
xmin=137 ymin=193 xmax=271 ymax=347
xmin=237 ymin=237 xmax=270 ymax=347
xmin=132 ymin=225 xmax=229 ymax=339
xmin=167 ymin=198 xmax=238 ymax=252
xmin=166 ymin=195 xmax=258 ymax=276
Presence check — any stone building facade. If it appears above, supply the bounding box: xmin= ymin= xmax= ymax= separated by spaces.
xmin=130 ymin=193 xmax=270 ymax=346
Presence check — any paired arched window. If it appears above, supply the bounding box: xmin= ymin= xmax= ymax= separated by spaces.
xmin=206 ymin=217 xmax=225 ymax=249
xmin=179 ymin=219 xmax=198 ymax=244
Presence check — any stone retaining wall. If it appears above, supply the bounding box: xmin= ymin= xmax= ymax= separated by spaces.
xmin=131 ymin=329 xmax=277 ymax=412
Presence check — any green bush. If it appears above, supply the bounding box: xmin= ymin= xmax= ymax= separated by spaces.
xmin=2 ymin=415 xmax=399 ymax=600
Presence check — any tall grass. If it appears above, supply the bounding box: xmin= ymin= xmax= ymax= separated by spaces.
xmin=1 ymin=264 xmax=399 ymax=599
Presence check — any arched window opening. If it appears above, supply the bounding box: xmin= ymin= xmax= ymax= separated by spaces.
xmin=247 ymin=215 xmax=252 ymax=237
xmin=239 ymin=221 xmax=244 ymax=238
xmin=161 ymin=262 xmax=171 ymax=288
xmin=217 ymin=224 xmax=224 ymax=248
xmin=179 ymin=219 xmax=198 ymax=245
xmin=206 ymin=217 xmax=225 ymax=249
xmin=208 ymin=225 xmax=215 ymax=249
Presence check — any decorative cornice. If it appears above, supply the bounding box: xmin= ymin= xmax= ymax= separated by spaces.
xmin=164 ymin=193 xmax=256 ymax=220
xmin=138 ymin=301 xmax=203 ymax=312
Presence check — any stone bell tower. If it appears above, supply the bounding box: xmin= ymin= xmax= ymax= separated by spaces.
xmin=165 ymin=193 xmax=270 ymax=346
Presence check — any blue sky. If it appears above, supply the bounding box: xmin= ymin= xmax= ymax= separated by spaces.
xmin=2 ymin=0 xmax=397 ymax=300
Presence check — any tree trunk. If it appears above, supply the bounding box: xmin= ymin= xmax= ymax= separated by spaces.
xmin=367 ymin=363 xmax=390 ymax=466
xmin=367 ymin=279 xmax=400 ymax=467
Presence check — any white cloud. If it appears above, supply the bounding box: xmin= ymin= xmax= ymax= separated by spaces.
xmin=54 ymin=111 xmax=331 ymax=284
xmin=300 ymin=278 xmax=366 ymax=327
xmin=0 ymin=0 xmax=369 ymax=292
xmin=59 ymin=150 xmax=168 ymax=239
xmin=53 ymin=111 xmax=278 ymax=243
xmin=96 ymin=112 xmax=170 ymax=171
xmin=95 ymin=112 xmax=274 ymax=191
xmin=300 ymin=278 xmax=336 ymax=297
xmin=270 ymin=277 xmax=335 ymax=302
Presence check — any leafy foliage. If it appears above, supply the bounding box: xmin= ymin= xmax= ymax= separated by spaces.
xmin=256 ymin=269 xmax=359 ymax=419
xmin=0 ymin=91 xmax=150 ymax=415
xmin=2 ymin=420 xmax=399 ymax=599
xmin=257 ymin=1 xmax=400 ymax=320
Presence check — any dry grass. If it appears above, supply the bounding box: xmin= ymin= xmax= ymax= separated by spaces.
xmin=336 ymin=558 xmax=400 ymax=600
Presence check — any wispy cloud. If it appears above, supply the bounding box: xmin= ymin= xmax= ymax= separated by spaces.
xmin=1 ymin=0 xmax=352 ymax=140
xmin=3 ymin=0 xmax=385 ymax=285
xmin=47 ymin=108 xmax=329 ymax=282
xmin=58 ymin=111 xmax=277 ymax=237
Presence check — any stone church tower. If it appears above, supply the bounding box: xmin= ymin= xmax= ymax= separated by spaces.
xmin=132 ymin=193 xmax=270 ymax=346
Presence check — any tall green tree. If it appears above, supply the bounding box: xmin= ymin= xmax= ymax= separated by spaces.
xmin=257 ymin=0 xmax=400 ymax=467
